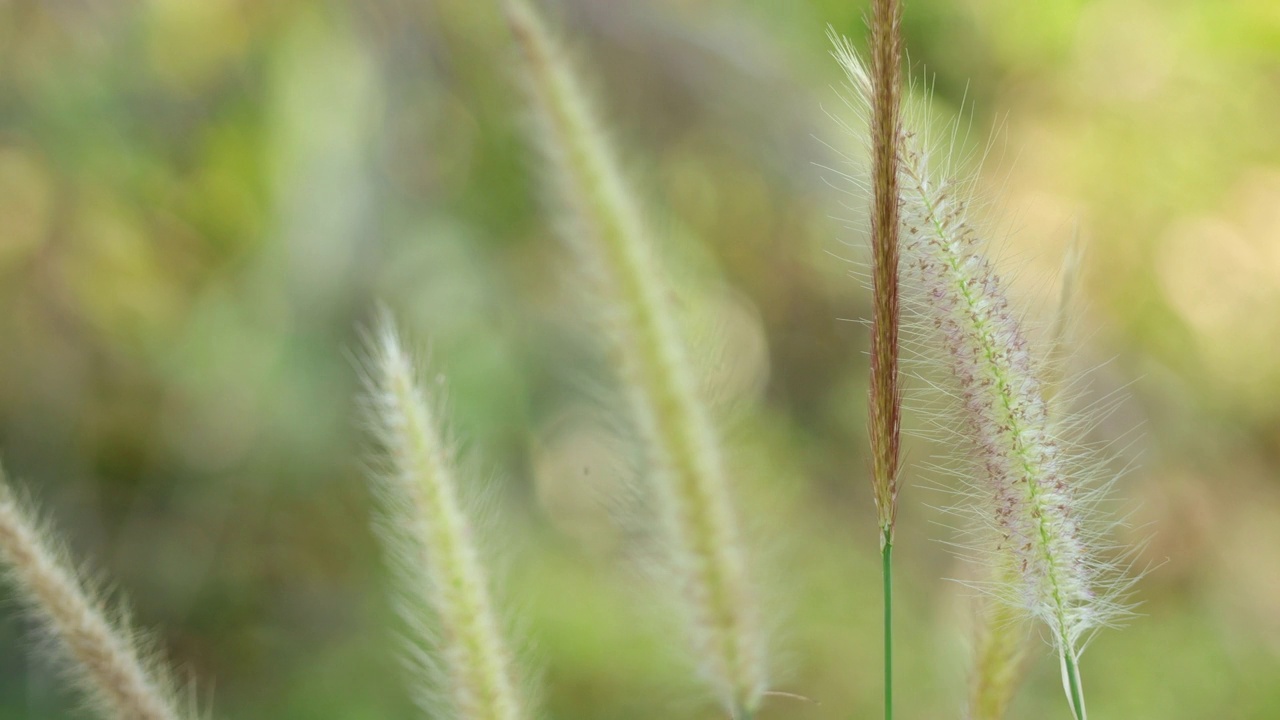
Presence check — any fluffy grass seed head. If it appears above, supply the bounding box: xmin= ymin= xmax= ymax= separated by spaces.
xmin=505 ymin=2 xmax=768 ymax=716
xmin=0 ymin=469 xmax=189 ymax=720
xmin=363 ymin=316 xmax=529 ymax=720
xmin=830 ymin=41 xmax=1139 ymax=720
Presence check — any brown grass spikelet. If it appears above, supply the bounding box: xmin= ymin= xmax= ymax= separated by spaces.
xmin=868 ymin=0 xmax=905 ymax=546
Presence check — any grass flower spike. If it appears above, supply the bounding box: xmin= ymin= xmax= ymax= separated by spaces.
xmin=365 ymin=318 xmax=528 ymax=720
xmin=505 ymin=1 xmax=767 ymax=716
xmin=833 ymin=44 xmax=1134 ymax=720
xmin=0 ymin=468 xmax=187 ymax=720
xmin=966 ymin=232 xmax=1086 ymax=720
xmin=866 ymin=0 xmax=904 ymax=550
xmin=863 ymin=1 xmax=905 ymax=718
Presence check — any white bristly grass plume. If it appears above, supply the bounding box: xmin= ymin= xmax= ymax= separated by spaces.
xmin=965 ymin=236 xmax=1084 ymax=720
xmin=363 ymin=316 xmax=529 ymax=720
xmin=504 ymin=2 xmax=768 ymax=717
xmin=0 ymin=467 xmax=188 ymax=720
xmin=829 ymin=41 xmax=1139 ymax=720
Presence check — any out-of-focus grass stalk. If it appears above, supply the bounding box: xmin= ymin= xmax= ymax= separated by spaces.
xmin=0 ymin=469 xmax=186 ymax=720
xmin=504 ymin=2 xmax=767 ymax=716
xmin=866 ymin=1 xmax=904 ymax=718
xmin=366 ymin=319 xmax=527 ymax=720
xmin=966 ymin=560 xmax=1028 ymax=720
xmin=1043 ymin=229 xmax=1084 ymax=411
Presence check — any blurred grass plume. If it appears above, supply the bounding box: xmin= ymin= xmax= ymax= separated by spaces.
xmin=504 ymin=1 xmax=769 ymax=716
xmin=363 ymin=316 xmax=530 ymax=720
xmin=0 ymin=468 xmax=189 ymax=720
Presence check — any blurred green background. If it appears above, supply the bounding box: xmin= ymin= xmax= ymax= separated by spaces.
xmin=1 ymin=0 xmax=1278 ymax=717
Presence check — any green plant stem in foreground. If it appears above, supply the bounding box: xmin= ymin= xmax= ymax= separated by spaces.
xmin=1062 ymin=648 xmax=1086 ymax=720
xmin=882 ymin=532 xmax=894 ymax=720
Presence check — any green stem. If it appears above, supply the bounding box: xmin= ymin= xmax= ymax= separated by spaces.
xmin=882 ymin=532 xmax=894 ymax=720
xmin=1062 ymin=647 xmax=1086 ymax=720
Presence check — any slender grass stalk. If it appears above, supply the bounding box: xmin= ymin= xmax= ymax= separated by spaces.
xmin=364 ymin=318 xmax=528 ymax=720
xmin=504 ymin=2 xmax=767 ymax=716
xmin=866 ymin=1 xmax=904 ymax=718
xmin=1061 ymin=649 xmax=1086 ymax=720
xmin=0 ymin=468 xmax=186 ymax=720
xmin=832 ymin=45 xmax=1133 ymax=720
xmin=881 ymin=535 xmax=894 ymax=720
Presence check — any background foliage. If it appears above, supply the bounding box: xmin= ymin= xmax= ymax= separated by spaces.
xmin=1 ymin=0 xmax=1278 ymax=717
